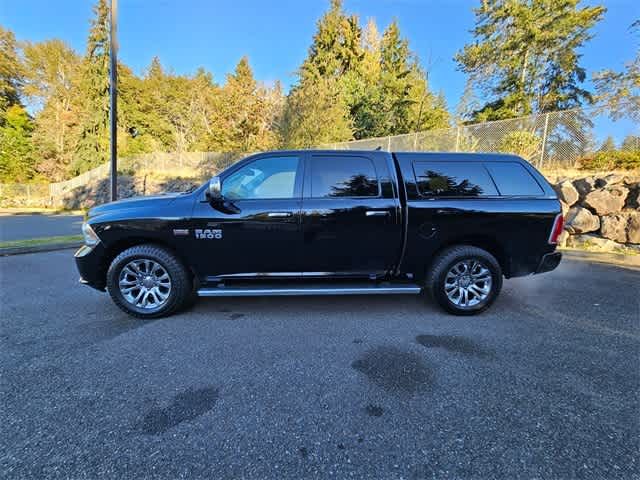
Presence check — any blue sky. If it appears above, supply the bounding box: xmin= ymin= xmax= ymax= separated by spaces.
xmin=2 ymin=0 xmax=639 ymax=140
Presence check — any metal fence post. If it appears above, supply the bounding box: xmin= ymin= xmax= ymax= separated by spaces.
xmin=387 ymin=136 xmax=391 ymax=152
xmin=455 ymin=126 xmax=461 ymax=152
xmin=413 ymin=132 xmax=418 ymax=150
xmin=539 ymin=113 xmax=550 ymax=168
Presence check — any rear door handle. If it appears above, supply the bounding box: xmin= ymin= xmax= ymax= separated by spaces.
xmin=267 ymin=212 xmax=293 ymax=218
xmin=365 ymin=210 xmax=390 ymax=217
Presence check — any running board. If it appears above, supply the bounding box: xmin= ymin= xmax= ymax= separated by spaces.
xmin=197 ymin=283 xmax=422 ymax=297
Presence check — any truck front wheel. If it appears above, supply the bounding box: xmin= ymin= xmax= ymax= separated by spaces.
xmin=106 ymin=244 xmax=193 ymax=319
xmin=425 ymin=245 xmax=503 ymax=315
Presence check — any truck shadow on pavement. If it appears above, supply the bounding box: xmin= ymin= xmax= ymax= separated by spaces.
xmin=189 ymin=293 xmax=442 ymax=318
xmin=75 ymin=313 xmax=156 ymax=344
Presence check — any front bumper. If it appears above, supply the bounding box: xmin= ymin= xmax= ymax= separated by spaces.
xmin=75 ymin=244 xmax=108 ymax=291
xmin=535 ymin=251 xmax=562 ymax=274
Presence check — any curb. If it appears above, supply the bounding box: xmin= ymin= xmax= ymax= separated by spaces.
xmin=0 ymin=242 xmax=83 ymax=256
xmin=560 ymin=248 xmax=640 ymax=268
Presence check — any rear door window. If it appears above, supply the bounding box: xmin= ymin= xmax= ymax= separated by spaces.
xmin=413 ymin=161 xmax=498 ymax=197
xmin=484 ymin=162 xmax=544 ymax=196
xmin=309 ymin=155 xmax=379 ymax=198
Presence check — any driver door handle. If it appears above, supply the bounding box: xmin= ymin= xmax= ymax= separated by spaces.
xmin=267 ymin=212 xmax=293 ymax=218
xmin=366 ymin=210 xmax=390 ymax=217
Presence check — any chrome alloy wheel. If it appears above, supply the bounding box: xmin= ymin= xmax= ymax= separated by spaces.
xmin=444 ymin=259 xmax=492 ymax=308
xmin=118 ymin=259 xmax=172 ymax=310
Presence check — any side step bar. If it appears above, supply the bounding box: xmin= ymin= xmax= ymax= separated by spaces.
xmin=197 ymin=283 xmax=422 ymax=297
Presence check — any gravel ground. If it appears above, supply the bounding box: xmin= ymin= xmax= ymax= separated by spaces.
xmin=1 ymin=250 xmax=639 ymax=479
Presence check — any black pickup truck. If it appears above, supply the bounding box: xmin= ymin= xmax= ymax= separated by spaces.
xmin=75 ymin=150 xmax=563 ymax=319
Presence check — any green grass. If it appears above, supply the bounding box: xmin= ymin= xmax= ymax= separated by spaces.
xmin=0 ymin=235 xmax=83 ymax=249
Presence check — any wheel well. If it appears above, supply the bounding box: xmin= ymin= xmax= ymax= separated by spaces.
xmin=101 ymin=238 xmax=194 ymax=285
xmin=426 ymin=236 xmax=509 ymax=278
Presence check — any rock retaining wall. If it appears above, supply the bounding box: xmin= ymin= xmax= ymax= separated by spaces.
xmin=553 ymin=174 xmax=639 ymax=251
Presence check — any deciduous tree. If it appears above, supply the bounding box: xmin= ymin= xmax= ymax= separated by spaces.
xmin=0 ymin=105 xmax=36 ymax=181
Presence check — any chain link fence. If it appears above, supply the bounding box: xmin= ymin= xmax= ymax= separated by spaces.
xmin=323 ymin=107 xmax=631 ymax=169
xmin=1 ymin=152 xmax=240 ymax=208
xmin=2 ymin=107 xmax=636 ymax=208
xmin=47 ymin=151 xmax=240 ymax=201
xmin=0 ymin=183 xmax=52 ymax=208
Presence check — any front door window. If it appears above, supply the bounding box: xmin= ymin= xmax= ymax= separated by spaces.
xmin=222 ymin=156 xmax=300 ymax=200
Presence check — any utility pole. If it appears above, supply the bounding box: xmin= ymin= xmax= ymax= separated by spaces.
xmin=109 ymin=0 xmax=118 ymax=201
xmin=539 ymin=112 xmax=549 ymax=168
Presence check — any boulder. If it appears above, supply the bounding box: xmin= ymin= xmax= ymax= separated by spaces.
xmin=623 ymin=176 xmax=640 ymax=186
xmin=625 ymin=185 xmax=640 ymax=210
xmin=554 ymin=180 xmax=579 ymax=206
xmin=572 ymin=177 xmax=595 ymax=199
xmin=604 ymin=173 xmax=626 ymax=185
xmin=600 ymin=214 xmax=628 ymax=243
xmin=565 ymin=206 xmax=600 ymax=234
xmin=566 ymin=234 xmax=624 ymax=251
xmin=594 ymin=173 xmax=625 ymax=188
xmin=559 ymin=200 xmax=569 ymax=218
xmin=583 ymin=187 xmax=628 ymax=215
xmin=557 ymin=230 xmax=569 ymax=248
xmin=628 ymin=212 xmax=640 ymax=244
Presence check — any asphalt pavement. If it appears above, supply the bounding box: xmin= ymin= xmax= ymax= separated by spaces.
xmin=1 ymin=251 xmax=639 ymax=479
xmin=0 ymin=214 xmax=84 ymax=241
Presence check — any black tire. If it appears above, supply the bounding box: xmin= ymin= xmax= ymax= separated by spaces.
xmin=106 ymin=244 xmax=193 ymax=319
xmin=425 ymin=245 xmax=503 ymax=316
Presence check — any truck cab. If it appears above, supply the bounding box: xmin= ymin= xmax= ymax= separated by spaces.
xmin=75 ymin=150 xmax=563 ymax=318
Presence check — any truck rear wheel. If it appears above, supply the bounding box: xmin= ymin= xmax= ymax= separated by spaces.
xmin=106 ymin=244 xmax=192 ymax=319
xmin=425 ymin=245 xmax=502 ymax=315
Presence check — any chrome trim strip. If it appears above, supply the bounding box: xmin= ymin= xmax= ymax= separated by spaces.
xmin=209 ymin=272 xmax=300 ymax=280
xmin=208 ymin=271 xmax=385 ymax=280
xmin=197 ymin=285 xmax=421 ymax=297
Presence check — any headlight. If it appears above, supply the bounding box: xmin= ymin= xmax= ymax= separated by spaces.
xmin=82 ymin=222 xmax=100 ymax=246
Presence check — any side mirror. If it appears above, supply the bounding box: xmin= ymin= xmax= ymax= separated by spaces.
xmin=206 ymin=176 xmax=222 ymax=202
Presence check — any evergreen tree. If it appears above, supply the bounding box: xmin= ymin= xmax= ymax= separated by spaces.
xmin=282 ymin=0 xmax=356 ymax=147
xmin=282 ymin=67 xmax=353 ymax=148
xmin=456 ymin=79 xmax=481 ymax=124
xmin=621 ymin=134 xmax=640 ymax=151
xmin=374 ymin=20 xmax=449 ymax=136
xmin=594 ymin=20 xmax=639 ymax=121
xmin=301 ymin=0 xmax=362 ymax=79
xmin=73 ymin=0 xmax=111 ymax=174
xmin=598 ymin=135 xmax=616 ymax=152
xmin=285 ymin=2 xmax=448 ymax=145
xmin=138 ymin=57 xmax=175 ymax=150
xmin=456 ymin=0 xmax=605 ymax=121
xmin=377 ymin=20 xmax=415 ymax=134
xmin=347 ymin=18 xmax=383 ymax=138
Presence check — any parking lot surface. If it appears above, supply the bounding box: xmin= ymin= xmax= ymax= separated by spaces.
xmin=1 ymin=250 xmax=639 ymax=479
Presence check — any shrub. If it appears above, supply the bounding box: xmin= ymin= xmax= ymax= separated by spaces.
xmin=579 ymin=150 xmax=640 ymax=170
xmin=497 ymin=131 xmax=541 ymax=161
